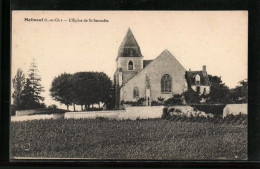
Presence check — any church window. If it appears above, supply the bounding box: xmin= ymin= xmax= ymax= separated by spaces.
xmin=161 ymin=74 xmax=172 ymax=93
xmin=133 ymin=87 xmax=139 ymax=98
xmin=195 ymin=74 xmax=200 ymax=85
xmin=128 ymin=60 xmax=134 ymax=70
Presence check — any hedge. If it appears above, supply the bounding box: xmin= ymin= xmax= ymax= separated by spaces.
xmin=190 ymin=104 xmax=226 ymax=117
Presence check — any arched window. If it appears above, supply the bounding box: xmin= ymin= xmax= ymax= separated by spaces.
xmin=161 ymin=74 xmax=172 ymax=93
xmin=128 ymin=60 xmax=133 ymax=70
xmin=133 ymin=87 xmax=139 ymax=98
xmin=195 ymin=74 xmax=200 ymax=85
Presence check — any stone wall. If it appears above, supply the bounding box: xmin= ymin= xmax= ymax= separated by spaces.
xmin=223 ymin=104 xmax=247 ymax=118
xmin=15 ymin=109 xmax=48 ymax=116
xmin=121 ymin=51 xmax=187 ymax=103
xmin=65 ymin=106 xmax=164 ymax=120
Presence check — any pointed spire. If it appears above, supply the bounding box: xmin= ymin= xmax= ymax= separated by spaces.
xmin=120 ymin=28 xmax=140 ymax=48
xmin=118 ymin=28 xmax=143 ymax=57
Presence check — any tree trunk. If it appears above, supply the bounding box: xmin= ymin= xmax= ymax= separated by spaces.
xmin=81 ymin=105 xmax=83 ymax=111
xmin=99 ymin=102 xmax=100 ymax=109
xmin=67 ymin=104 xmax=69 ymax=111
xmin=73 ymin=103 xmax=75 ymax=111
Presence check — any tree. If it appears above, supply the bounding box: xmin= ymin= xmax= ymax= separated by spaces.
xmin=208 ymin=75 xmax=231 ymax=103
xmin=164 ymin=94 xmax=184 ymax=106
xmin=96 ymin=72 xmax=113 ymax=107
xmin=12 ymin=68 xmax=25 ymax=109
xmin=50 ymin=73 xmax=73 ymax=110
xmin=70 ymin=72 xmax=113 ymax=111
xmin=28 ymin=59 xmax=45 ymax=104
xmin=20 ymin=79 xmax=44 ymax=109
xmin=183 ymin=88 xmax=201 ymax=104
xmin=230 ymin=79 xmax=248 ymax=103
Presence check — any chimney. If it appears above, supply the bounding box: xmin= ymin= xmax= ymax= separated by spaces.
xmin=202 ymin=65 xmax=206 ymax=74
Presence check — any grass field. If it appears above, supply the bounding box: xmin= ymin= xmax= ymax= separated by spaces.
xmin=10 ymin=118 xmax=247 ymax=160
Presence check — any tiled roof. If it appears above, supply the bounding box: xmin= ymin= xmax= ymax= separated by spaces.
xmin=186 ymin=71 xmax=210 ymax=86
xmin=143 ymin=60 xmax=153 ymax=68
xmin=118 ymin=28 xmax=143 ymax=57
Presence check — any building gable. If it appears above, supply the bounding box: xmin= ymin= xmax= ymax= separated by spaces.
xmin=121 ymin=49 xmax=187 ymax=102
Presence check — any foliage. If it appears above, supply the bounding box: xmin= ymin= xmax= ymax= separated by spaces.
xmin=183 ymin=88 xmax=201 ymax=104
xmin=12 ymin=68 xmax=25 ymax=109
xmin=162 ymin=108 xmax=247 ymax=125
xmin=137 ymin=97 xmax=145 ymax=105
xmin=10 ymin=118 xmax=247 ymax=160
xmin=12 ymin=60 xmax=45 ymax=110
xmin=69 ymin=72 xmax=112 ymax=110
xmin=47 ymin=104 xmax=58 ymax=110
xmin=50 ymin=73 xmax=73 ymax=110
xmin=27 ymin=59 xmax=45 ymax=104
xmin=151 ymin=101 xmax=163 ymax=106
xmin=124 ymin=98 xmax=145 ymax=106
xmin=164 ymin=94 xmax=184 ymax=106
xmin=20 ymin=79 xmax=46 ymax=109
xmin=208 ymin=83 xmax=230 ymax=104
xmin=190 ymin=104 xmax=226 ymax=117
xmin=229 ymin=79 xmax=248 ymax=103
xmin=105 ymin=85 xmax=116 ymax=110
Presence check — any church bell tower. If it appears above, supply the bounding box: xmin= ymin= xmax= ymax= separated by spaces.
xmin=114 ymin=28 xmax=144 ymax=108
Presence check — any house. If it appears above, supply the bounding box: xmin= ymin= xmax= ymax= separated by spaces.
xmin=114 ymin=28 xmax=210 ymax=109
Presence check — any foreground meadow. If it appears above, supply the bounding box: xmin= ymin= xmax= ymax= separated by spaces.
xmin=10 ymin=118 xmax=247 ymax=160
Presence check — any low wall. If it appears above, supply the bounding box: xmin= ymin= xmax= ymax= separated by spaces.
xmin=11 ymin=113 xmax=64 ymax=122
xmin=223 ymin=104 xmax=247 ymax=118
xmin=65 ymin=106 xmax=164 ymax=120
xmin=15 ymin=109 xmax=47 ymax=116
xmin=64 ymin=111 xmax=123 ymax=120
xmin=11 ymin=114 xmax=54 ymax=122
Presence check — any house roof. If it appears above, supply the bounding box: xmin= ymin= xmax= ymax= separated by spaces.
xmin=143 ymin=60 xmax=153 ymax=68
xmin=186 ymin=71 xmax=210 ymax=86
xmin=118 ymin=28 xmax=143 ymax=58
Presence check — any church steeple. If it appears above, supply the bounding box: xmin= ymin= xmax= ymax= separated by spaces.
xmin=118 ymin=28 xmax=143 ymax=58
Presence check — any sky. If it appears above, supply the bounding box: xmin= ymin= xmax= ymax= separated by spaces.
xmin=12 ymin=11 xmax=248 ymax=109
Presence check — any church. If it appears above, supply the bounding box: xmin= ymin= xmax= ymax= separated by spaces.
xmin=114 ymin=28 xmax=210 ymax=109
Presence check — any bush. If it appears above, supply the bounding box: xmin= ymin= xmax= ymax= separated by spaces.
xmin=164 ymin=94 xmax=184 ymax=106
xmin=86 ymin=107 xmax=103 ymax=111
xmin=162 ymin=107 xmax=169 ymax=119
xmin=190 ymin=104 xmax=226 ymax=117
xmin=47 ymin=104 xmax=58 ymax=110
xmin=151 ymin=101 xmax=163 ymax=106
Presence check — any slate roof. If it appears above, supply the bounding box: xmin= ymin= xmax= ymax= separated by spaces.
xmin=118 ymin=28 xmax=143 ymax=57
xmin=186 ymin=71 xmax=210 ymax=86
xmin=143 ymin=60 xmax=153 ymax=68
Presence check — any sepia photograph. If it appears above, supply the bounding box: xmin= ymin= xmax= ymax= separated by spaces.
xmin=10 ymin=11 xmax=248 ymax=160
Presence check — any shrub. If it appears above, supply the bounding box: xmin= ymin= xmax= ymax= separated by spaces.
xmin=162 ymin=107 xmax=169 ymax=119
xmin=47 ymin=104 xmax=58 ymax=110
xmin=164 ymin=94 xmax=184 ymax=106
xmin=137 ymin=98 xmax=145 ymax=106
xmin=191 ymin=104 xmax=226 ymax=117
xmin=151 ymin=101 xmax=162 ymax=106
